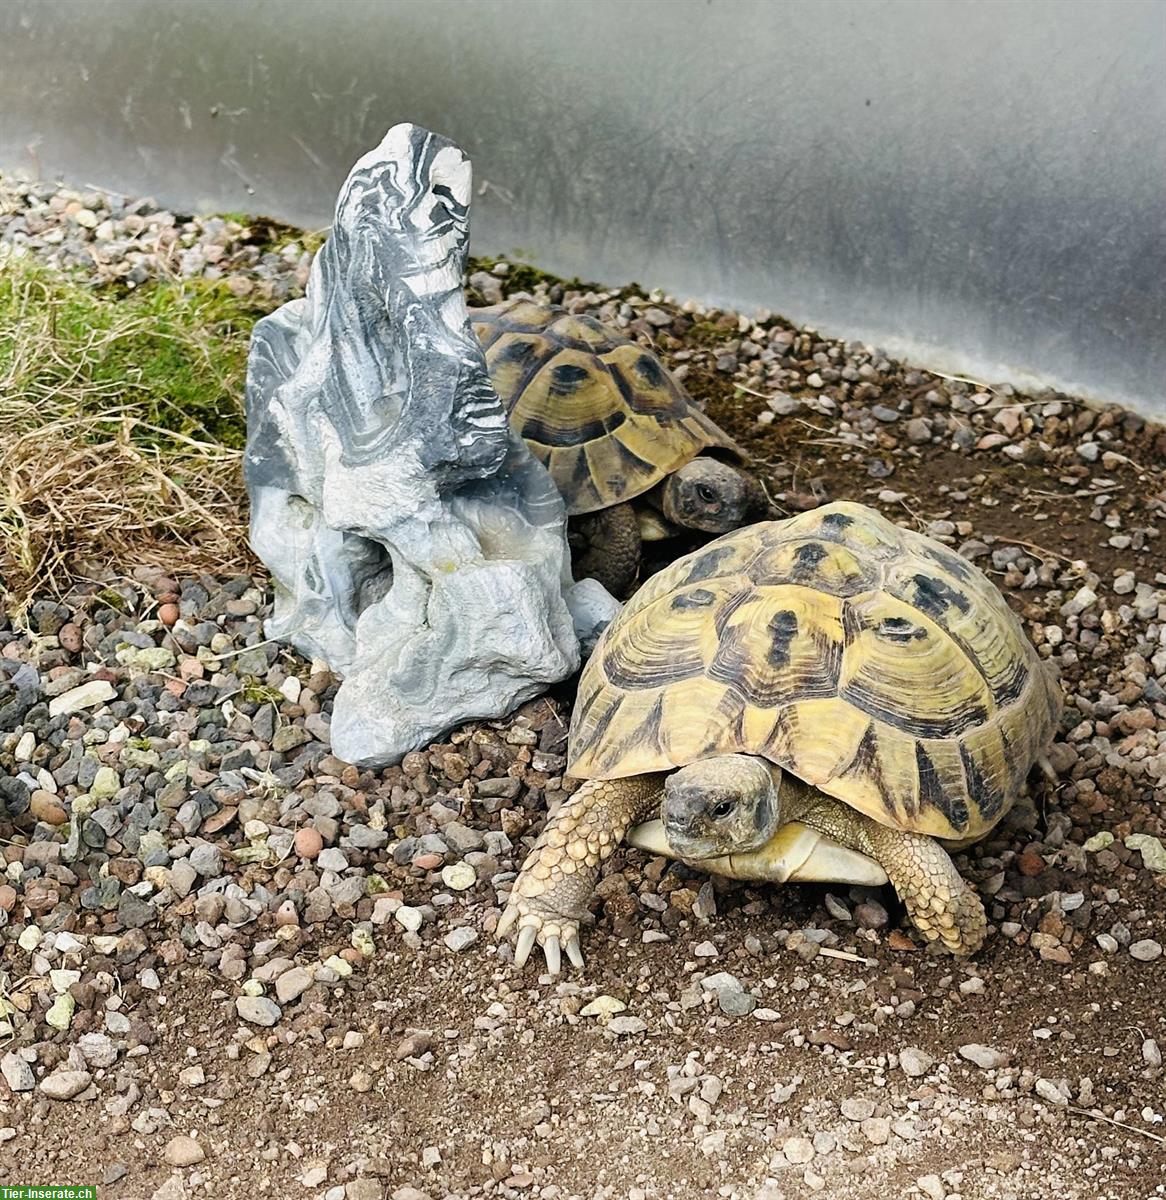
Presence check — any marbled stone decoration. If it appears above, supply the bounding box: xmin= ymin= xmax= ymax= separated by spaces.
xmin=244 ymin=123 xmax=602 ymax=766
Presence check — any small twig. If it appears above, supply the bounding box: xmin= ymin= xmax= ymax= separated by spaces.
xmin=209 ymin=638 xmax=279 ymax=660
xmin=818 ymin=947 xmax=877 ymax=966
xmin=733 ymin=383 xmax=773 ymax=401
xmin=1064 ymin=1105 xmax=1165 ymax=1146
xmin=926 ymin=368 xmax=1001 ymax=394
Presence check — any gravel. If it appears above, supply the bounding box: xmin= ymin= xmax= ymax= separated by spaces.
xmin=1 ymin=177 xmax=1163 ymax=1200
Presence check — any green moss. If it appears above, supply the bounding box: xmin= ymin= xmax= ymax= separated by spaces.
xmin=0 ymin=257 xmax=274 ymax=449
xmin=683 ymin=319 xmax=733 ymax=348
xmin=467 ymin=255 xmax=589 ymax=297
xmin=212 ymin=211 xmax=329 ymax=258
xmin=240 ymin=680 xmax=284 ymax=706
xmin=92 ymin=588 xmax=130 ymax=613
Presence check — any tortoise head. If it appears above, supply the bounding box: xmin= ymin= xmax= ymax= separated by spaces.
xmin=662 ymin=754 xmax=783 ymax=860
xmin=661 ymin=457 xmax=768 ymax=533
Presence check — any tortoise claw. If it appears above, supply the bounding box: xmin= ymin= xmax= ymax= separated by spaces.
xmin=514 ymin=924 xmax=537 ymax=967
xmin=544 ymin=934 xmax=562 ymax=976
xmin=566 ymin=934 xmax=585 ymax=968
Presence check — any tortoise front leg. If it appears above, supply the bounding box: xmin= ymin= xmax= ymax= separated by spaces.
xmin=796 ymin=798 xmax=987 ymax=956
xmin=570 ymin=501 xmax=642 ymax=598
xmin=497 ymin=774 xmax=666 ymax=973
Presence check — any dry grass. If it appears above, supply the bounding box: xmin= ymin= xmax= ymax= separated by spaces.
xmin=0 ymin=254 xmax=274 ymax=609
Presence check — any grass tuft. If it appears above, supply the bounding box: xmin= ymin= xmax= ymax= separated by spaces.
xmin=0 ymin=254 xmax=273 ymax=608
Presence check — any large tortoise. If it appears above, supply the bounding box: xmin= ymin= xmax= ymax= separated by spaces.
xmin=497 ymin=502 xmax=1062 ymax=971
xmin=472 ymin=299 xmax=766 ymax=595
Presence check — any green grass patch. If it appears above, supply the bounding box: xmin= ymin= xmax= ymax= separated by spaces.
xmin=0 ymin=254 xmax=274 ymax=605
xmin=0 ymin=257 xmax=272 ymax=448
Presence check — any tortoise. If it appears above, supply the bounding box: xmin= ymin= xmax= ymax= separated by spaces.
xmin=471 ymin=298 xmax=767 ymax=596
xmin=496 ymin=501 xmax=1062 ymax=971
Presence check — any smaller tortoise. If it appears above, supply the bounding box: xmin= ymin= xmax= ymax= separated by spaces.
xmin=497 ymin=502 xmax=1061 ymax=971
xmin=472 ymin=298 xmax=767 ymax=596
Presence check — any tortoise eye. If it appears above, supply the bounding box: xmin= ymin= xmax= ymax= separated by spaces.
xmin=696 ymin=483 xmax=718 ymax=504
xmin=710 ymin=799 xmax=735 ymax=820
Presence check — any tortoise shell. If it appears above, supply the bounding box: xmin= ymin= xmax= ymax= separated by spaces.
xmin=568 ymin=502 xmax=1062 ymax=841
xmin=471 ymin=299 xmax=744 ymax=515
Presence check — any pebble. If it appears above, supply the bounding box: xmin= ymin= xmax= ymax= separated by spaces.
xmin=443 ymin=927 xmax=478 ymax=951
xmin=782 ymin=1136 xmax=815 ymax=1164
xmin=151 ymin=1176 xmax=188 ymax=1200
xmin=77 ymin=1032 xmax=117 ymax=1068
xmin=861 ymin=1116 xmax=891 ymax=1144
xmin=580 ymin=995 xmax=627 ymax=1019
xmin=39 ymin=1069 xmax=91 ymax=1100
xmin=395 ymin=905 xmax=424 ymax=933
xmin=47 ymin=679 xmax=116 ymax=716
xmin=188 ymin=843 xmax=223 ymax=877
xmin=440 ymin=862 xmax=476 ymax=891
xmin=45 ymin=993 xmax=76 ymax=1031
xmin=275 ymin=966 xmax=313 ymax=1004
xmin=899 ymin=1046 xmax=934 ymax=1077
xmin=1126 ymin=833 xmax=1166 ymax=873
xmin=1 ymin=1052 xmax=35 ymax=1092
xmin=294 ymin=826 xmax=324 ymax=858
xmin=958 ymin=1044 xmax=1010 ymax=1070
xmin=1129 ymin=939 xmax=1162 ymax=962
xmin=1035 ymin=1078 xmax=1069 ymax=1105
xmin=164 ymin=1135 xmax=206 ymax=1166
xmin=700 ymin=971 xmax=757 ymax=1015
xmin=236 ymin=996 xmax=281 ymax=1026
xmin=607 ymin=1015 xmax=647 ymax=1036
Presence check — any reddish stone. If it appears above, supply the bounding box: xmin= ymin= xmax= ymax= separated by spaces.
xmin=412 ymin=853 xmax=443 ymax=871
xmin=202 ymin=806 xmax=237 ymax=834
xmin=58 ymin=623 xmax=83 ymax=653
xmin=294 ymin=827 xmax=324 ymax=859
xmin=1017 ymin=851 xmax=1046 ymax=877
xmin=158 ymin=603 xmax=180 ymax=627
xmin=107 ymin=857 xmax=143 ymax=886
xmin=30 ymin=791 xmax=68 ymax=825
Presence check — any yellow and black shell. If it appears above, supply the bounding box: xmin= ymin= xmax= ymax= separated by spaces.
xmin=471 ymin=299 xmax=744 ymax=515
xmin=569 ymin=502 xmax=1062 ymax=841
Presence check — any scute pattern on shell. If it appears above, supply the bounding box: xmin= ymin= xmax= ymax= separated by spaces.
xmin=568 ymin=502 xmax=1062 ymax=840
xmin=472 ymin=299 xmax=743 ymax=515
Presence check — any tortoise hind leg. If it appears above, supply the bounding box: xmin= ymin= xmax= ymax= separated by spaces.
xmin=795 ymin=797 xmax=986 ymax=956
xmin=570 ymin=501 xmax=642 ymax=597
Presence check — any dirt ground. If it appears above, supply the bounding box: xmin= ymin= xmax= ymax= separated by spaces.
xmin=1 ymin=213 xmax=1165 ymax=1200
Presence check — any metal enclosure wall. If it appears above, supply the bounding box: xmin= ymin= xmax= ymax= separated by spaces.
xmin=2 ymin=0 xmax=1163 ymax=415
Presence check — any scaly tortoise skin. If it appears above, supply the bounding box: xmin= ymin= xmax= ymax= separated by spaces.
xmin=471 ymin=298 xmax=764 ymax=595
xmin=497 ymin=502 xmax=1062 ymax=971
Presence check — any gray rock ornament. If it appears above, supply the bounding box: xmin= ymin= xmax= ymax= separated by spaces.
xmin=244 ymin=123 xmax=618 ymax=767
